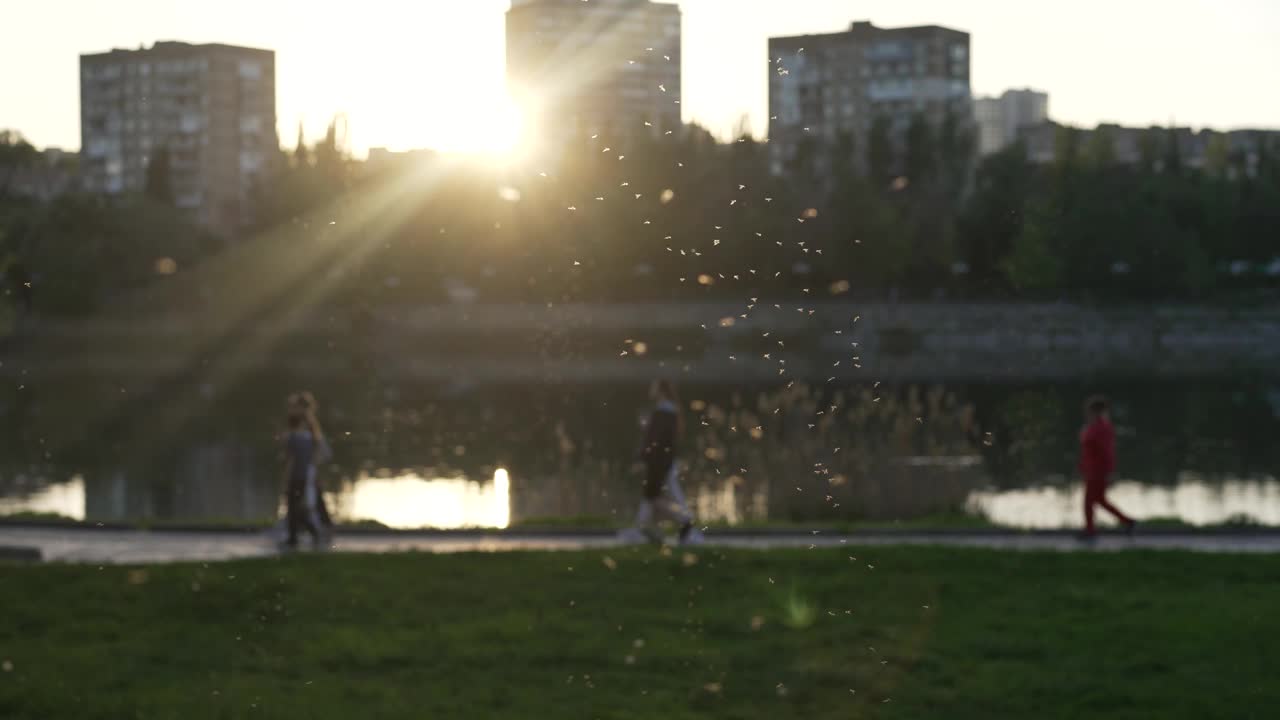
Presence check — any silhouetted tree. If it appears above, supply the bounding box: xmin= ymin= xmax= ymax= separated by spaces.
xmin=144 ymin=146 xmax=174 ymax=206
xmin=958 ymin=143 xmax=1035 ymax=292
xmin=293 ymin=122 xmax=309 ymax=169
xmin=0 ymin=130 xmax=38 ymax=196
xmin=1138 ymin=127 xmax=1162 ymax=173
xmin=937 ymin=110 xmax=975 ymax=195
xmin=905 ymin=113 xmax=937 ymax=185
xmin=1164 ymin=127 xmax=1184 ymax=175
xmin=1204 ymin=133 xmax=1230 ymax=178
xmin=867 ymin=116 xmax=893 ymax=185
xmin=1085 ymin=126 xmax=1116 ymax=168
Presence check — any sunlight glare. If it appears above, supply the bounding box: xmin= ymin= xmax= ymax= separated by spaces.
xmin=341 ymin=470 xmax=511 ymax=529
xmin=440 ymin=92 xmax=527 ymax=159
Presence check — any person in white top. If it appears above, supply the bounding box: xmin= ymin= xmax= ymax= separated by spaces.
xmin=288 ymin=392 xmax=334 ymax=542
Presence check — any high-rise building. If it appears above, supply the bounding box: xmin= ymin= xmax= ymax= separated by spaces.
xmin=975 ymin=88 xmax=1049 ymax=155
xmin=506 ymin=0 xmax=681 ymax=144
xmin=80 ymin=41 xmax=277 ymax=235
xmin=768 ymin=20 xmax=971 ymax=176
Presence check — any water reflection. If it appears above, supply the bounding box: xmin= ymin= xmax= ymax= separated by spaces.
xmin=0 ymin=378 xmax=1277 ymax=528
xmin=3 ymin=470 xmax=1280 ymax=531
xmin=332 ymin=469 xmax=510 ymax=529
xmin=967 ymin=475 xmax=1280 ymax=528
xmin=0 ymin=475 xmax=85 ymax=520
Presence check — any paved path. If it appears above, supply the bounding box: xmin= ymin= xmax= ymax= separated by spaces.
xmin=4 ymin=526 xmax=1280 ymax=564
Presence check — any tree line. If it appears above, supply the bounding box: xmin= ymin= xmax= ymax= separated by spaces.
xmin=1 ymin=115 xmax=1278 ymax=318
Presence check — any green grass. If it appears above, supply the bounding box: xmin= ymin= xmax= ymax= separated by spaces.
xmin=1 ymin=548 xmax=1278 ymax=719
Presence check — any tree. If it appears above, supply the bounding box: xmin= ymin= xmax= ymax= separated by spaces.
xmin=1163 ymin=127 xmax=1184 ymax=175
xmin=0 ymin=130 xmax=36 ymax=165
xmin=831 ymin=130 xmax=858 ymax=187
xmin=791 ymin=135 xmax=819 ymax=180
xmin=1002 ymin=201 xmax=1064 ymax=293
xmin=867 ymin=115 xmax=893 ymax=185
xmin=315 ymin=116 xmax=347 ymax=186
xmin=1052 ymin=125 xmax=1082 ymax=175
xmin=1204 ymin=133 xmax=1230 ymax=178
xmin=293 ymin=122 xmax=309 ymax=169
xmin=1138 ymin=127 xmax=1162 ymax=173
xmin=1085 ymin=126 xmax=1116 ymax=168
xmin=6 ymin=193 xmax=207 ymax=314
xmin=904 ymin=113 xmax=938 ymax=185
xmin=255 ymin=115 xmax=355 ymax=230
xmin=938 ymin=110 xmax=975 ymax=195
xmin=144 ymin=146 xmax=174 ymax=206
xmin=958 ymin=143 xmax=1035 ymax=292
xmin=0 ymin=129 xmax=38 ymax=196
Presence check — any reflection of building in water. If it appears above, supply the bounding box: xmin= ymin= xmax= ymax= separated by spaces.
xmin=510 ymin=467 xmax=754 ymax=526
xmin=724 ymin=456 xmax=989 ymax=523
xmin=693 ymin=475 xmax=749 ymax=526
xmin=173 ymin=444 xmax=274 ymax=520
xmin=85 ymin=471 xmax=133 ymax=520
xmin=833 ymin=456 xmax=987 ymax=521
xmin=967 ymin=475 xmax=1280 ymax=528
xmin=0 ymin=475 xmax=86 ymax=520
xmin=82 ymin=444 xmax=273 ymax=522
xmin=508 ymin=464 xmax=628 ymax=525
xmin=333 ymin=470 xmax=510 ymax=529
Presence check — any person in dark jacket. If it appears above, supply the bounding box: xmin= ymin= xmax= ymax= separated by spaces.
xmin=1079 ymin=396 xmax=1136 ymax=538
xmin=625 ymin=380 xmax=699 ymax=544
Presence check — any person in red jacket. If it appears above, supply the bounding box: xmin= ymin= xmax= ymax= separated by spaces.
xmin=1079 ymin=395 xmax=1136 ymax=538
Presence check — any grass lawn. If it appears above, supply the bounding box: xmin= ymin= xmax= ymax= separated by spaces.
xmin=1 ymin=547 xmax=1277 ymax=719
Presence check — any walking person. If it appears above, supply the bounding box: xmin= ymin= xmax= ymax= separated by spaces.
xmin=624 ymin=380 xmax=700 ymax=545
xmin=290 ymin=392 xmax=335 ymax=533
xmin=1078 ymin=395 xmax=1136 ymax=539
xmin=281 ymin=410 xmax=322 ymax=549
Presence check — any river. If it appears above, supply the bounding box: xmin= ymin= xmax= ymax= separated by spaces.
xmin=1 ymin=374 xmax=1277 ymax=529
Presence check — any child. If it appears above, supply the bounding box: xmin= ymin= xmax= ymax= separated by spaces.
xmin=290 ymin=392 xmax=334 ymax=533
xmin=282 ymin=412 xmax=321 ymax=548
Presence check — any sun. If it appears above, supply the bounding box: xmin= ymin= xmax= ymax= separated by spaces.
xmin=435 ymin=91 xmax=528 ymax=159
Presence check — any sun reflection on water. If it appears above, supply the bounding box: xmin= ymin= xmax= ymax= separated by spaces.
xmin=966 ymin=474 xmax=1280 ymax=528
xmin=0 ymin=475 xmax=86 ymax=520
xmin=336 ymin=468 xmax=511 ymax=529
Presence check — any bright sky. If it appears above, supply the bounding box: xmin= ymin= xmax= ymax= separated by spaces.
xmin=3 ymin=0 xmax=1278 ymax=156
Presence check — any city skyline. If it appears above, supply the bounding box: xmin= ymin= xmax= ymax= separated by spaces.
xmin=3 ymin=0 xmax=1279 ymax=156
